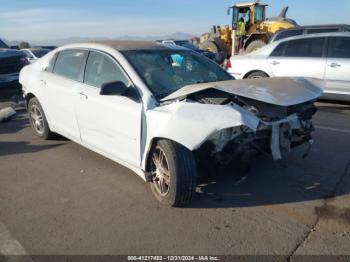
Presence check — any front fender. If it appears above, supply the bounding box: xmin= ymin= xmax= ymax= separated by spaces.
xmin=141 ymin=101 xmax=260 ymax=170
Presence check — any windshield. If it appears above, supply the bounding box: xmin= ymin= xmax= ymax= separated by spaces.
xmin=175 ymin=41 xmax=200 ymax=51
xmin=254 ymin=6 xmax=264 ymax=23
xmin=123 ymin=50 xmax=233 ymax=98
xmin=32 ymin=49 xmax=50 ymax=58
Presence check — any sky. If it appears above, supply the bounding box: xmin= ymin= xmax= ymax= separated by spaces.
xmin=1 ymin=0 xmax=350 ymax=41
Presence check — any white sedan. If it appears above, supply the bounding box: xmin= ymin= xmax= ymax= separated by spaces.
xmin=227 ymin=32 xmax=350 ymax=101
xmin=20 ymin=41 xmax=322 ymax=206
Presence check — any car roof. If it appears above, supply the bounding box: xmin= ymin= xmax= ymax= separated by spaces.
xmin=83 ymin=40 xmax=187 ymax=51
xmin=231 ymin=2 xmax=267 ymax=8
xmin=26 ymin=48 xmax=50 ymax=51
xmin=276 ymin=31 xmax=350 ymax=42
xmin=277 ymin=24 xmax=350 ymax=31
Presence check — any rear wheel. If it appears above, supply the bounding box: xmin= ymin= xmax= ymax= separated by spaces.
xmin=246 ymin=71 xmax=269 ymax=79
xmin=28 ymin=97 xmax=55 ymax=140
xmin=245 ymin=40 xmax=266 ymax=53
xmin=149 ymin=140 xmax=197 ymax=207
xmin=200 ymin=40 xmax=227 ymax=64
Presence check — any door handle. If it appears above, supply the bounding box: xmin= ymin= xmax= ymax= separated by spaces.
xmin=78 ymin=92 xmax=88 ymax=100
xmin=270 ymin=61 xmax=280 ymax=66
xmin=329 ymin=63 xmax=341 ymax=68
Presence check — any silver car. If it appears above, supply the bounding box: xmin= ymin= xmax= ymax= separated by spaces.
xmin=228 ymin=32 xmax=350 ymax=101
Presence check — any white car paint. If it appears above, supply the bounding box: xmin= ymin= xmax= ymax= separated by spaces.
xmin=20 ymin=42 xmax=322 ymax=182
xmin=162 ymin=77 xmax=322 ymax=106
xmin=228 ymin=32 xmax=350 ymax=101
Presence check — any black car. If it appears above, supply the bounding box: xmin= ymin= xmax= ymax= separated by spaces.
xmin=270 ymin=24 xmax=350 ymax=43
xmin=0 ymin=39 xmax=29 ymax=88
xmin=174 ymin=40 xmax=216 ymax=60
xmin=34 ymin=45 xmax=57 ymax=51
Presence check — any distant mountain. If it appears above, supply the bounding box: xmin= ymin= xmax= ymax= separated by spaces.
xmin=25 ymin=32 xmax=197 ymax=47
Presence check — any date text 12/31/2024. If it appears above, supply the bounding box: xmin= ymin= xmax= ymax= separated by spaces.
xmin=127 ymin=256 xmax=220 ymax=261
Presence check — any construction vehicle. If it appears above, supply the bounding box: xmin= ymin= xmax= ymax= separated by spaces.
xmin=199 ymin=1 xmax=298 ymax=63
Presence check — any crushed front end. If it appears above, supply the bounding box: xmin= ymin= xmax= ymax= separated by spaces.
xmin=191 ymin=88 xmax=318 ymax=170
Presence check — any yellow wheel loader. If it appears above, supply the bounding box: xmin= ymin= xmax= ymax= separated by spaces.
xmin=199 ymin=1 xmax=298 ymax=63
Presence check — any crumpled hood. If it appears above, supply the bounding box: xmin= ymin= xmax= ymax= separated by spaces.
xmin=161 ymin=77 xmax=323 ymax=106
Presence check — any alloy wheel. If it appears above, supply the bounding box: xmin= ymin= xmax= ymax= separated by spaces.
xmin=151 ymin=146 xmax=171 ymax=196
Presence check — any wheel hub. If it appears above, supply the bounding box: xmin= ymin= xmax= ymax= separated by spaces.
xmin=151 ymin=147 xmax=170 ymax=196
xmin=30 ymin=105 xmax=45 ymax=135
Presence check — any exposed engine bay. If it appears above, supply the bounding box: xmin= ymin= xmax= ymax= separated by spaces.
xmin=185 ymin=88 xmax=318 ymax=170
xmin=152 ymin=77 xmax=322 ymax=173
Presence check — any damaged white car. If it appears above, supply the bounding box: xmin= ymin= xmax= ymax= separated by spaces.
xmin=20 ymin=41 xmax=322 ymax=207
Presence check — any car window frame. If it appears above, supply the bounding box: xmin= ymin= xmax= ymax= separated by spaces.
xmin=51 ymin=49 xmax=89 ymax=82
xmin=326 ymin=36 xmax=350 ymax=59
xmin=271 ymin=36 xmax=327 ymax=58
xmin=273 ymin=29 xmax=304 ymax=42
xmin=269 ymin=41 xmax=288 ymax=57
xmin=45 ymin=52 xmax=59 ymax=73
xmin=81 ymin=49 xmax=141 ymax=102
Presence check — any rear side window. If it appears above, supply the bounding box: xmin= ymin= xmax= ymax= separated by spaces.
xmin=328 ymin=37 xmax=350 ymax=58
xmin=53 ymin=50 xmax=87 ymax=81
xmin=270 ymin=42 xmax=288 ymax=57
xmin=284 ymin=37 xmax=325 ymax=58
xmin=273 ymin=30 xmax=303 ymax=42
xmin=84 ymin=51 xmax=130 ymax=88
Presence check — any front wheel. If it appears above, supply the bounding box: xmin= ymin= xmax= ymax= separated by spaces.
xmin=149 ymin=140 xmax=197 ymax=207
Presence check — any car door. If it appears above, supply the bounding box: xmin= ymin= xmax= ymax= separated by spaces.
xmin=39 ymin=49 xmax=88 ymax=140
xmin=75 ymin=50 xmax=142 ymax=167
xmin=323 ymin=36 xmax=350 ymax=98
xmin=267 ymin=37 xmax=327 ymax=79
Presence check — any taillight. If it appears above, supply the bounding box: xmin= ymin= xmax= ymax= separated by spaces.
xmin=226 ymin=59 xmax=232 ymax=69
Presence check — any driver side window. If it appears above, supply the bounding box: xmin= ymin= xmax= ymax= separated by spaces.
xmin=84 ymin=51 xmax=130 ymax=88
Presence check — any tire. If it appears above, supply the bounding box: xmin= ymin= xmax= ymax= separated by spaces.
xmin=246 ymin=71 xmax=269 ymax=79
xmin=199 ymin=40 xmax=227 ymax=64
xmin=149 ymin=139 xmax=197 ymax=207
xmin=28 ymin=97 xmax=55 ymax=140
xmin=245 ymin=40 xmax=266 ymax=53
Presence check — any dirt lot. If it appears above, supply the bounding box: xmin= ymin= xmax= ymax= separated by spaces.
xmin=0 ymin=92 xmax=350 ymax=260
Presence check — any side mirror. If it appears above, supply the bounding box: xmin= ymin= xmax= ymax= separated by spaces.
xmin=100 ymin=81 xmax=128 ymax=96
